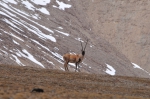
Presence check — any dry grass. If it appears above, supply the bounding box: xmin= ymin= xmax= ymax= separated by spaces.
xmin=0 ymin=64 xmax=150 ymax=99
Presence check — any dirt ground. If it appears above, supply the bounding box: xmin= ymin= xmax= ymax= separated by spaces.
xmin=0 ymin=64 xmax=150 ymax=99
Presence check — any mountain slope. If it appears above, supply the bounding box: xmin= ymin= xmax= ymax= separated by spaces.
xmin=82 ymin=0 xmax=150 ymax=72
xmin=0 ymin=64 xmax=150 ymax=99
xmin=0 ymin=0 xmax=150 ymax=78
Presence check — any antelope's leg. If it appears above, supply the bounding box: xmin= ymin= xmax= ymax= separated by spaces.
xmin=78 ymin=64 xmax=81 ymax=72
xmin=64 ymin=62 xmax=67 ymax=71
xmin=66 ymin=61 xmax=69 ymax=71
xmin=75 ymin=62 xmax=78 ymax=72
xmin=75 ymin=62 xmax=80 ymax=72
xmin=64 ymin=61 xmax=69 ymax=71
xmin=77 ymin=59 xmax=81 ymax=72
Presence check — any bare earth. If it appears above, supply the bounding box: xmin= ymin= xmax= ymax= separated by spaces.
xmin=0 ymin=64 xmax=150 ymax=99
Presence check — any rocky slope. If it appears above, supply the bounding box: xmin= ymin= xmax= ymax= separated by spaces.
xmin=0 ymin=0 xmax=150 ymax=78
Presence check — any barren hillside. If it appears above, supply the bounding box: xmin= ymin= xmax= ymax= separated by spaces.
xmin=0 ymin=64 xmax=150 ymax=99
xmin=82 ymin=0 xmax=150 ymax=72
xmin=0 ymin=0 xmax=150 ymax=78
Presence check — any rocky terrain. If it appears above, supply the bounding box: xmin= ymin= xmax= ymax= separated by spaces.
xmin=0 ymin=64 xmax=150 ymax=99
xmin=0 ymin=0 xmax=150 ymax=78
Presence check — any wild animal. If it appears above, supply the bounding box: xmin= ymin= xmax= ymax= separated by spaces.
xmin=31 ymin=88 xmax=44 ymax=93
xmin=63 ymin=39 xmax=88 ymax=72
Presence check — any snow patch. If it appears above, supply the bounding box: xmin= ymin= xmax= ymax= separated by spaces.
xmin=22 ymin=1 xmax=50 ymax=15
xmin=22 ymin=1 xmax=35 ymax=11
xmin=13 ymin=40 xmax=20 ymax=45
xmin=75 ymin=38 xmax=84 ymax=42
xmin=54 ymin=47 xmax=59 ymax=51
xmin=22 ymin=49 xmax=45 ymax=68
xmin=90 ymin=45 xmax=94 ymax=48
xmin=31 ymin=0 xmax=51 ymax=5
xmin=38 ymin=7 xmax=50 ymax=15
xmin=11 ymin=54 xmax=25 ymax=66
xmin=58 ymin=27 xmax=63 ymax=29
xmin=30 ymin=40 xmax=65 ymax=67
xmin=69 ymin=63 xmax=75 ymax=67
xmin=1 ymin=7 xmax=16 ymax=17
xmin=2 ymin=19 xmax=23 ymax=32
xmin=0 ymin=49 xmax=8 ymax=55
xmin=53 ymin=0 xmax=72 ymax=10
xmin=0 ymin=1 xmax=55 ymax=44
xmin=55 ymin=29 xmax=69 ymax=36
xmin=105 ymin=64 xmax=116 ymax=76
xmin=3 ymin=0 xmax=17 ymax=4
xmin=132 ymin=63 xmax=150 ymax=75
xmin=89 ymin=66 xmax=91 ymax=68
xmin=20 ymin=20 xmax=56 ymax=42
xmin=60 ymin=67 xmax=65 ymax=71
xmin=32 ymin=14 xmax=39 ymax=19
xmin=82 ymin=62 xmax=87 ymax=66
xmin=31 ymin=39 xmax=50 ymax=51
xmin=3 ymin=31 xmax=24 ymax=42
xmin=3 ymin=46 xmax=8 ymax=50
xmin=47 ymin=60 xmax=55 ymax=66
xmin=51 ymin=52 xmax=63 ymax=60
xmin=0 ymin=3 xmax=54 ymax=33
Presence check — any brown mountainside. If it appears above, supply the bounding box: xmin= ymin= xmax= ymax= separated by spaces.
xmin=0 ymin=0 xmax=150 ymax=78
xmin=81 ymin=0 xmax=150 ymax=72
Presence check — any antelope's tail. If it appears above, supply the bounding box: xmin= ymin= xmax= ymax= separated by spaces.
xmin=63 ymin=55 xmax=67 ymax=61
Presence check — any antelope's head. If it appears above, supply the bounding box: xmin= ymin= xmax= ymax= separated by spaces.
xmin=80 ymin=39 xmax=88 ymax=56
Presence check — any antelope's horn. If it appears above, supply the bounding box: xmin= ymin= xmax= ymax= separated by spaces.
xmin=80 ymin=41 xmax=83 ymax=50
xmin=84 ymin=39 xmax=89 ymax=51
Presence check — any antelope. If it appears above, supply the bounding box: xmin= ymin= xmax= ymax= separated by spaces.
xmin=63 ymin=39 xmax=88 ymax=72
